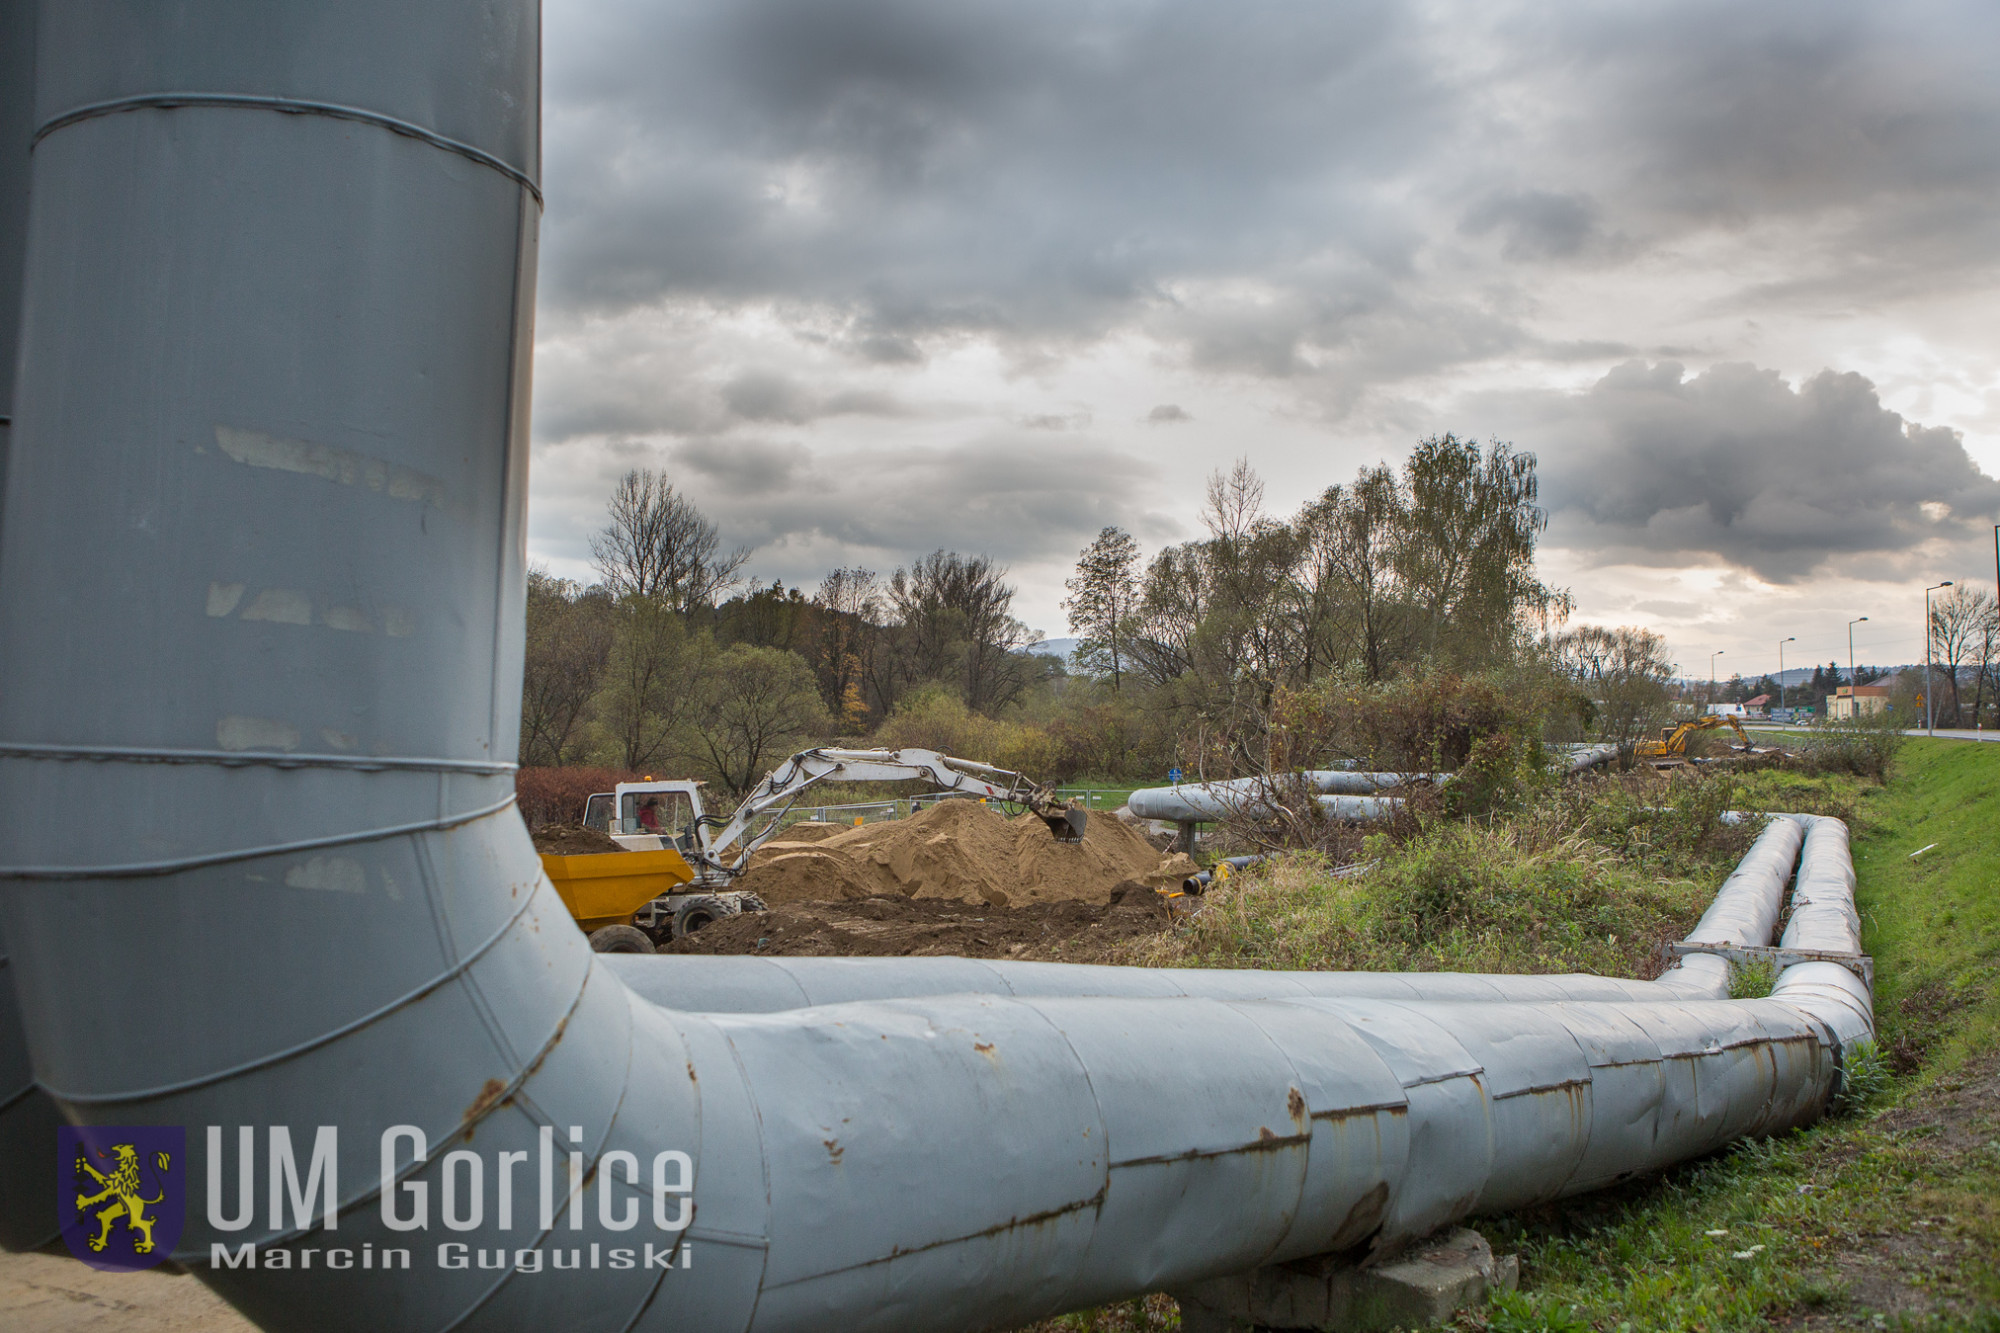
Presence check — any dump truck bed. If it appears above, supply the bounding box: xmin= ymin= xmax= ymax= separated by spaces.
xmin=538 ymin=848 xmax=696 ymax=932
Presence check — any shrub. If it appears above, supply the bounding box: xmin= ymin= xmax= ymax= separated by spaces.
xmin=873 ymin=686 xmax=1067 ymax=782
xmin=1272 ymin=670 xmax=1554 ymax=776
xmin=1789 ymin=712 xmax=1904 ymax=780
xmin=516 ymin=766 xmax=640 ymax=829
xmin=1831 ymin=1039 xmax=1891 ymax=1115
xmin=1240 ymin=670 xmax=1559 ymax=824
xmin=1126 ymin=818 xmax=1713 ymax=979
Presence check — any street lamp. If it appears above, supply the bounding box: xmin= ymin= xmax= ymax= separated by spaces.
xmin=1709 ymin=650 xmax=1724 ymax=709
xmin=1777 ymin=637 xmax=1795 ymax=709
xmin=1925 ymin=582 xmax=1953 ymax=735
xmin=1846 ymin=618 xmax=1868 ymax=720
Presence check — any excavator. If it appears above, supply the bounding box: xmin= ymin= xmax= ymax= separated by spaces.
xmin=1633 ymin=714 xmax=1756 ymax=765
xmin=543 ymin=748 xmax=1085 ymax=952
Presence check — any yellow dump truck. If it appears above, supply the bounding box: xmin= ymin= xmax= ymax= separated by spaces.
xmin=543 ymin=745 xmax=1080 ymax=954
xmin=537 ymin=846 xmax=747 ymax=954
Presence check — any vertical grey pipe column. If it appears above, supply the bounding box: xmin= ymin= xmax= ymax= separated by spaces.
xmin=0 ymin=0 xmax=29 ymax=499
xmin=0 ymin=7 xmax=710 ymax=1332
xmin=0 ymin=0 xmax=63 ymax=1253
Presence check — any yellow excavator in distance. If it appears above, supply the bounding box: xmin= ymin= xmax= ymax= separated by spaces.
xmin=1634 ymin=713 xmax=1755 ymax=763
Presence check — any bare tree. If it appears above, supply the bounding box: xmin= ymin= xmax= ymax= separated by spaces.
xmin=1929 ymin=585 xmax=1997 ymax=725
xmin=590 ymin=469 xmax=750 ymax=613
xmin=888 ymin=550 xmax=1035 ymax=712
xmin=1552 ymin=624 xmax=1674 ymax=751
xmin=1063 ymin=527 xmax=1141 ymax=690
xmin=1972 ymin=605 xmax=1999 ymax=728
xmin=519 ymin=568 xmax=615 ymax=765
xmin=1296 ymin=466 xmax=1404 ymax=682
xmin=813 ymin=566 xmax=882 ymax=727
xmin=1203 ymin=458 xmax=1266 ymax=543
xmin=1126 ymin=541 xmax=1207 ymax=688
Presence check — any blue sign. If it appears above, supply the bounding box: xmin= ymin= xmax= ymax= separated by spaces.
xmin=60 ymin=1125 xmax=185 ymax=1271
xmin=1167 ymin=767 xmax=1183 ymax=784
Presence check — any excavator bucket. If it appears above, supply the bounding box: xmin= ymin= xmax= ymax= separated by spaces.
xmin=1039 ymin=806 xmax=1088 ymax=842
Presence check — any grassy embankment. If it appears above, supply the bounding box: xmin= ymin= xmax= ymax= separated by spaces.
xmin=1028 ymin=739 xmax=2000 ymax=1331
xmin=1467 ymin=738 xmax=2000 ymax=1333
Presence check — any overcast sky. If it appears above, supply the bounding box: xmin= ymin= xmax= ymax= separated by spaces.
xmin=526 ymin=0 xmax=2000 ymax=681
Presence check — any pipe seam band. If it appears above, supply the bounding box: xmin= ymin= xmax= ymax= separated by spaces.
xmin=41 ymin=845 xmax=549 ymax=1106
xmin=32 ymin=93 xmax=543 ymax=205
xmin=0 ymin=792 xmax=520 ymax=880
xmin=168 ymin=963 xmax=599 ymax=1257
xmin=0 ymin=740 xmax=514 ymax=774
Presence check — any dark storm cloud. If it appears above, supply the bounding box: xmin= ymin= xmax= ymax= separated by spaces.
xmin=540 ymin=0 xmax=2000 ymax=372
xmin=677 ymin=435 xmax=1171 ymax=573
xmin=1505 ymin=1 xmax=2000 ymax=301
xmin=529 ymin=0 xmax=2000 ymax=599
xmin=542 ymin=0 xmax=1445 ymax=349
xmin=1459 ymin=190 xmax=1604 ymax=262
xmin=719 ymin=371 xmax=905 ymax=425
xmin=1514 ymin=362 xmax=2000 ymax=582
xmin=671 ymin=437 xmax=814 ymax=491
xmin=1545 ymin=1 xmax=2000 ymax=221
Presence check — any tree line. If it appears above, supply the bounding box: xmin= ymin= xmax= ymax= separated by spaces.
xmin=1063 ymin=436 xmax=1588 ymax=768
xmin=519 ymin=469 xmax=1058 ymax=792
xmin=524 ymin=435 xmax=1781 ymax=794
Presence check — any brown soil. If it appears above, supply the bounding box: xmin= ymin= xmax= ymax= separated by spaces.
xmin=770 ymin=820 xmax=847 ymax=843
xmin=730 ymin=798 xmax=1194 ymax=908
xmin=531 ymin=824 xmax=626 ymax=856
xmin=665 ymin=883 xmax=1177 ymax=961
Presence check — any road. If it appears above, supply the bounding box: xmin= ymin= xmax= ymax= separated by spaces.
xmin=1744 ymin=724 xmax=2000 ymax=743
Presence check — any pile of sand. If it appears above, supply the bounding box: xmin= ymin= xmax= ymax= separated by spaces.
xmin=732 ymin=799 xmax=1196 ymax=908
xmin=765 ymin=820 xmax=849 ymax=844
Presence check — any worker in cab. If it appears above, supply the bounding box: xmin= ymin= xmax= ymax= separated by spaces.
xmin=637 ymin=796 xmax=665 ymax=834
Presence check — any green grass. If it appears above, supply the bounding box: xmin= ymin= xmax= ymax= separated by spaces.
xmin=1471 ymin=739 xmax=2000 ymax=1331
xmin=1108 ymin=766 xmax=1836 ymax=979
xmin=1052 ymin=784 xmax=1145 ymax=813
xmin=1851 ymin=741 xmax=2000 ymax=1074
xmin=1115 ymin=828 xmax=1722 ymax=980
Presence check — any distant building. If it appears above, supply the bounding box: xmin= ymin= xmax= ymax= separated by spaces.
xmin=1742 ymin=694 xmax=1771 ymax=718
xmin=1827 ymin=685 xmax=1890 ymax=719
xmin=1706 ymin=703 xmax=1747 ymax=718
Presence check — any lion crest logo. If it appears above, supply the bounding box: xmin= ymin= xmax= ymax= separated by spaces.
xmin=58 ymin=1126 xmax=186 ymax=1271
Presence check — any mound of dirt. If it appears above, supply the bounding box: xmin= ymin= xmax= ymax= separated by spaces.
xmin=665 ymin=885 xmax=1174 ymax=960
xmin=730 ymin=798 xmax=1193 ymax=907
xmin=743 ymin=822 xmax=852 ymax=871
xmin=770 ymin=821 xmax=848 ymax=843
xmin=532 ymin=824 xmax=626 ymax=856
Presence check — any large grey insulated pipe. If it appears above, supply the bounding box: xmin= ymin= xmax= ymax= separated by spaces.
xmin=1125 ymin=746 xmax=1618 ymax=825
xmin=0 ymin=0 xmax=62 ymax=1253
xmin=0 ymin=7 xmax=1872 ymax=1333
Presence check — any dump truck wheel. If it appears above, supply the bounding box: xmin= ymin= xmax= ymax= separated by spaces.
xmin=734 ymin=893 xmax=768 ymax=914
xmin=587 ymin=925 xmax=655 ymax=954
xmin=671 ymin=895 xmax=732 ymax=939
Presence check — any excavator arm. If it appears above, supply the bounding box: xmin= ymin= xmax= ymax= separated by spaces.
xmin=1636 ymin=713 xmax=1757 ymax=759
xmin=691 ymin=747 xmax=1083 ymax=879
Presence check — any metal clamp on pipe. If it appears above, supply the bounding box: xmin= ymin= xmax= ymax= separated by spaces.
xmin=1661 ymin=940 xmax=1874 ymax=991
